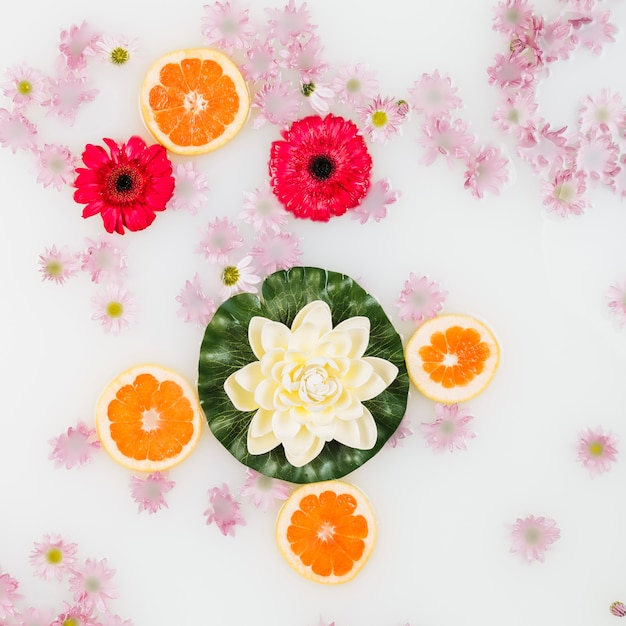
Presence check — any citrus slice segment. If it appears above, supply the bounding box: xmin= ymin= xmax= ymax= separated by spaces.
xmin=405 ymin=314 xmax=500 ymax=403
xmin=276 ymin=481 xmax=376 ymax=584
xmin=139 ymin=48 xmax=250 ymax=155
xmin=95 ymin=364 xmax=202 ymax=472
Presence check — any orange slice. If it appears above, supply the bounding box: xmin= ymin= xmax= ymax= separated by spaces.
xmin=276 ymin=481 xmax=376 ymax=584
xmin=139 ymin=48 xmax=250 ymax=155
xmin=405 ymin=314 xmax=500 ymax=403
xmin=95 ymin=364 xmax=202 ymax=472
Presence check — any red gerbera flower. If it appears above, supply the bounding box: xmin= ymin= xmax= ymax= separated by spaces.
xmin=268 ymin=114 xmax=372 ymax=221
xmin=73 ymin=135 xmax=175 ymax=234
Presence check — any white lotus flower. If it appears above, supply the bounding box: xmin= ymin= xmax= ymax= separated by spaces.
xmin=224 ymin=300 xmax=398 ymax=467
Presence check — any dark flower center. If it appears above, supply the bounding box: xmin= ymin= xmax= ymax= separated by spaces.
xmin=107 ymin=165 xmax=143 ymax=203
xmin=308 ymin=155 xmax=335 ymax=181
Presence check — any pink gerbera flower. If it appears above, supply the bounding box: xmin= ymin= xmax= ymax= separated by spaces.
xmin=239 ymin=468 xmax=292 ymax=512
xmin=252 ymin=81 xmax=302 ymax=129
xmin=201 ymin=1 xmax=254 ymax=52
xmin=420 ymin=403 xmax=476 ymax=452
xmin=542 ymin=167 xmax=587 ymax=216
xmin=168 ymin=160 xmax=210 ymax=214
xmin=358 ymin=95 xmax=404 ymax=144
xmin=408 ymin=70 xmax=463 ymax=119
xmin=2 ymin=64 xmax=48 ymax=108
xmin=510 ymin=515 xmax=560 ymax=562
xmin=58 ymin=21 xmax=100 ymax=71
xmin=29 ymin=534 xmax=78 ymax=581
xmin=196 ymin=216 xmax=243 ymax=264
xmin=0 ymin=570 xmax=20 ymax=620
xmin=68 ymin=558 xmax=118 ymax=613
xmin=74 ymin=136 xmax=174 ymax=234
xmin=607 ymin=281 xmax=626 ymax=326
xmin=394 ymin=273 xmax=447 ymax=323
xmin=43 ymin=72 xmax=98 ymax=125
xmin=386 ymin=414 xmax=414 ymax=449
xmin=91 ymin=284 xmax=138 ymax=334
xmin=36 ymin=144 xmax=78 ymax=190
xmin=239 ymin=181 xmax=288 ymax=234
xmin=350 ymin=177 xmax=400 ymax=224
xmin=204 ymin=483 xmax=246 ymax=537
xmin=269 ymin=114 xmax=372 ymax=221
xmin=250 ymin=231 xmax=302 ymax=274
xmin=38 ymin=244 xmax=79 ymax=285
xmin=331 ymin=63 xmax=378 ymax=107
xmin=79 ymin=235 xmax=128 ymax=284
xmin=576 ymin=427 xmax=619 ymax=477
xmin=176 ymin=273 xmax=216 ymax=327
xmin=49 ymin=421 xmax=101 ymax=469
xmin=130 ymin=471 xmax=176 ymax=514
xmin=464 ymin=146 xmax=510 ymax=198
xmin=0 ymin=107 xmax=37 ymax=153
xmin=265 ymin=0 xmax=316 ymax=45
xmin=419 ymin=117 xmax=475 ymax=167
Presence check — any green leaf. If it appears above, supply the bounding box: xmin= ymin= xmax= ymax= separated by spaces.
xmin=197 ymin=267 xmax=409 ymax=483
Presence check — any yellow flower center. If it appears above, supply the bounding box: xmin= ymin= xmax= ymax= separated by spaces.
xmin=46 ymin=547 xmax=63 ymax=564
xmin=346 ymin=78 xmax=361 ymax=93
xmin=46 ymin=261 xmax=63 ymax=277
xmin=555 ymin=183 xmax=574 ymax=203
xmin=106 ymin=301 xmax=124 ymax=318
xmin=17 ymin=79 xmax=32 ymax=95
xmin=371 ymin=110 xmax=388 ymax=128
xmin=588 ymin=441 xmax=604 ymax=457
xmin=110 ymin=47 xmax=130 ymax=65
xmin=222 ymin=266 xmax=240 ymax=287
xmin=63 ymin=619 xmax=78 ymax=626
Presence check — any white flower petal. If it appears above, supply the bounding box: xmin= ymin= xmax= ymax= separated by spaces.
xmin=224 ymin=365 xmax=260 ymax=411
xmin=334 ymin=317 xmax=370 ymax=357
xmin=291 ymin=300 xmax=332 ymax=334
xmin=284 ymin=431 xmax=325 ymax=467
xmin=350 ymin=357 xmax=398 ymax=400
xmin=342 ymin=359 xmax=374 ymax=389
xmin=249 ymin=317 xmax=290 ymax=359
xmin=335 ymin=394 xmax=365 ymax=420
xmin=247 ymin=429 xmax=280 ymax=455
xmin=272 ymin=410 xmax=301 ymax=440
xmin=289 ymin=322 xmax=322 ymax=352
xmin=249 ymin=408 xmax=274 ymax=437
xmin=333 ymin=406 xmax=377 ymax=449
xmin=255 ymin=378 xmax=278 ymax=410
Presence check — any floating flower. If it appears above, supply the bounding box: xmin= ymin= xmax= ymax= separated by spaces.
xmin=510 ymin=514 xmax=560 ymax=562
xmin=575 ymin=131 xmax=619 ymax=186
xmin=265 ymin=0 xmax=316 ymax=45
xmin=1 ymin=64 xmax=48 ymax=108
xmin=464 ymin=146 xmax=510 ymax=199
xmin=176 ymin=273 xmax=216 ymax=327
xmin=0 ymin=570 xmax=20 ymax=620
xmin=301 ymin=80 xmax=334 ymax=115
xmin=332 ymin=63 xmax=378 ymax=107
xmin=79 ymin=235 xmax=128 ymax=284
xmin=408 ymin=70 xmax=463 ymax=119
xmin=419 ymin=117 xmax=474 ymax=167
xmin=239 ymin=181 xmax=288 ymax=234
xmin=576 ymin=10 xmax=617 ymax=55
xmin=50 ymin=602 xmax=99 ymax=626
xmin=607 ymin=281 xmax=626 ymax=327
xmin=241 ymin=38 xmax=280 ymax=83
xmin=196 ymin=216 xmax=243 ymax=264
xmin=58 ymin=21 xmax=100 ymax=71
xmin=219 ymin=255 xmax=262 ymax=299
xmin=610 ymin=601 xmax=626 ymax=617
xmin=43 ymin=72 xmax=98 ymax=125
xmin=394 ymin=273 xmax=447 ymax=323
xmin=492 ymin=0 xmax=534 ymax=36
xmin=491 ymin=91 xmax=538 ymax=137
xmin=224 ymin=300 xmax=398 ymax=466
xmin=74 ymin=136 xmax=175 ymax=235
xmin=239 ymin=468 xmax=292 ymax=512
xmin=49 ymin=421 xmax=101 ymax=469
xmin=38 ymin=244 xmax=79 ymax=285
xmin=280 ymin=35 xmax=326 ymax=80
xmin=201 ymin=1 xmax=254 ymax=52
xmin=91 ymin=284 xmax=138 ymax=334
xmin=0 ymin=107 xmax=37 ymax=153
xmin=29 ymin=534 xmax=78 ymax=581
xmin=420 ymin=403 xmax=476 ymax=452
xmin=252 ymin=81 xmax=302 ymax=129
xmin=542 ymin=167 xmax=587 ymax=217
xmin=130 ymin=472 xmax=175 ymax=514
xmin=204 ymin=483 xmax=246 ymax=537
xmin=358 ymin=95 xmax=404 ymax=144
xmin=386 ymin=414 xmax=414 ymax=449
xmin=68 ymin=557 xmax=118 ymax=613
xmin=269 ymin=114 xmax=372 ymax=221
xmin=12 ymin=606 xmax=54 ymax=626
xmin=250 ymin=231 xmax=302 ymax=274
xmin=36 ymin=144 xmax=78 ymax=190
xmin=350 ymin=177 xmax=400 ymax=224
xmin=91 ymin=34 xmax=139 ymax=65
xmin=168 ymin=160 xmax=210 ymax=214
xmin=576 ymin=427 xmax=619 ymax=477
xmin=578 ymin=89 xmax=626 ymax=135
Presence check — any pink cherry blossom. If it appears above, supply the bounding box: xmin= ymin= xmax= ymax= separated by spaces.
xmin=49 ymin=421 xmax=101 ymax=469
xmin=239 ymin=468 xmax=292 ymax=512
xmin=576 ymin=426 xmax=618 ymax=477
xmin=350 ymin=177 xmax=400 ymax=224
xmin=510 ymin=515 xmax=560 ymax=563
xmin=204 ymin=483 xmax=246 ymax=537
xmin=394 ymin=273 xmax=447 ymax=323
xmin=464 ymin=146 xmax=510 ymax=198
xmin=130 ymin=472 xmax=176 ymax=514
xmin=29 ymin=534 xmax=78 ymax=581
xmin=420 ymin=403 xmax=476 ymax=452
xmin=176 ymin=273 xmax=216 ymax=327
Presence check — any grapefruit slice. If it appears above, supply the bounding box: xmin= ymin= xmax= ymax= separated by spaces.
xmin=276 ymin=481 xmax=376 ymax=584
xmin=139 ymin=48 xmax=249 ymax=155
xmin=405 ymin=314 xmax=499 ymax=403
xmin=95 ymin=364 xmax=202 ymax=472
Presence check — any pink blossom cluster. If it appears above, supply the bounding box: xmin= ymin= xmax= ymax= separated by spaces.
xmin=489 ymin=0 xmax=622 ymax=216
xmin=38 ymin=235 xmax=138 ymax=335
xmin=0 ymin=534 xmax=132 ymax=624
xmin=408 ymin=70 xmax=510 ymax=199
